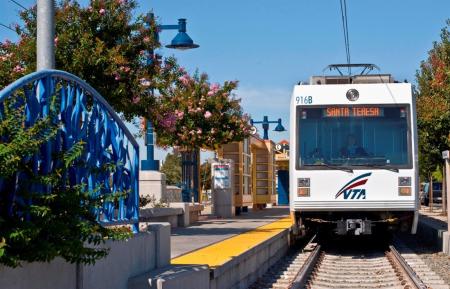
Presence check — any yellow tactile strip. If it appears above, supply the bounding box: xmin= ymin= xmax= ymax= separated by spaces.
xmin=171 ymin=217 xmax=291 ymax=268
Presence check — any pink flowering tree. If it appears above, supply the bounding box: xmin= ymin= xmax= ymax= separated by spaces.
xmin=150 ymin=69 xmax=251 ymax=151
xmin=0 ymin=0 xmax=180 ymax=120
xmin=149 ymin=69 xmax=251 ymax=201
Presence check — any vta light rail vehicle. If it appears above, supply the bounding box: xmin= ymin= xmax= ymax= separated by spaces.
xmin=289 ymin=64 xmax=419 ymax=236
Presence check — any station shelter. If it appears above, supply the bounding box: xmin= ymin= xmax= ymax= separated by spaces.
xmin=217 ymin=135 xmax=277 ymax=213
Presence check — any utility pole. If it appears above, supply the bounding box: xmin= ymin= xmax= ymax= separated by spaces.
xmin=37 ymin=0 xmax=55 ymax=70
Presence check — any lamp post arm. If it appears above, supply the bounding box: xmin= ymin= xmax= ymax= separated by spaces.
xmin=251 ymin=120 xmax=279 ymax=124
xmin=159 ymin=24 xmax=179 ymax=31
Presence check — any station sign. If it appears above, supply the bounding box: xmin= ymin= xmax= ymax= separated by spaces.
xmin=213 ymin=163 xmax=231 ymax=189
xmin=442 ymin=150 xmax=449 ymax=160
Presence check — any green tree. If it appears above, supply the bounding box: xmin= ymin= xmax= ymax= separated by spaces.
xmin=200 ymin=161 xmax=211 ymax=191
xmin=160 ymin=152 xmax=181 ymax=186
xmin=150 ymin=70 xmax=251 ymax=150
xmin=0 ymin=0 xmax=179 ymax=120
xmin=0 ymin=95 xmax=130 ymax=267
xmin=416 ymin=20 xmax=450 ymax=180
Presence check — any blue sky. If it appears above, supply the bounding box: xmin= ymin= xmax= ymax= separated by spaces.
xmin=1 ymin=0 xmax=449 ymax=161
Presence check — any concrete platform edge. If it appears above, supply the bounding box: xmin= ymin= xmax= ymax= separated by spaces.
xmin=210 ymin=227 xmax=290 ymax=289
xmin=417 ymin=216 xmax=448 ymax=253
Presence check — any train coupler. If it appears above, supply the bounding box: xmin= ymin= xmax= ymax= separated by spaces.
xmin=336 ymin=219 xmax=372 ymax=235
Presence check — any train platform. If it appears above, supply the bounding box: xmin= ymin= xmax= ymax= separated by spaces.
xmin=170 ymin=205 xmax=289 ymax=258
xmin=165 ymin=206 xmax=291 ymax=289
xmin=417 ymin=205 xmax=449 ymax=254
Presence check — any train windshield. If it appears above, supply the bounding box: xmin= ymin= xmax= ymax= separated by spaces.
xmin=297 ymin=105 xmax=412 ymax=170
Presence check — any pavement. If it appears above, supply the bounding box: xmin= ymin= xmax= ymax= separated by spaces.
xmin=170 ymin=206 xmax=289 ymax=258
xmin=419 ymin=204 xmax=448 ymax=231
xmin=420 ymin=204 xmax=448 ymax=222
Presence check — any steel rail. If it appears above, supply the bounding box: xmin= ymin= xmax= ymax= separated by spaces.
xmin=290 ymin=244 xmax=321 ymax=289
xmin=388 ymin=245 xmax=428 ymax=289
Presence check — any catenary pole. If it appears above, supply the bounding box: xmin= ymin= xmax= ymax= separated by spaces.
xmin=36 ymin=0 xmax=55 ymax=70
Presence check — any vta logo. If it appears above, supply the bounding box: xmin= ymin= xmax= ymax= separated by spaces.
xmin=335 ymin=173 xmax=372 ymax=200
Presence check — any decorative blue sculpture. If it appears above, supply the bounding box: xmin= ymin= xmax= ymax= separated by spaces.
xmin=0 ymin=70 xmax=140 ymax=233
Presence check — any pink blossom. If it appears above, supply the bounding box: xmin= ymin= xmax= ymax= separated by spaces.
xmin=197 ymin=128 xmax=202 ymax=134
xmin=207 ymin=83 xmax=220 ymax=96
xmin=178 ymin=74 xmax=190 ymax=86
xmin=54 ymin=37 xmax=58 ymax=46
xmin=117 ymin=0 xmax=127 ymax=4
xmin=132 ymin=96 xmax=140 ymax=104
xmin=99 ymin=8 xmax=106 ymax=15
xmin=175 ymin=110 xmax=184 ymax=119
xmin=13 ymin=65 xmax=25 ymax=73
xmin=160 ymin=113 xmax=177 ymax=132
xmin=115 ymin=75 xmax=120 ymax=81
xmin=120 ymin=66 xmax=130 ymax=73
xmin=139 ymin=50 xmax=145 ymax=55
xmin=178 ymin=67 xmax=185 ymax=73
xmin=204 ymin=111 xmax=212 ymax=118
xmin=139 ymin=118 xmax=145 ymax=130
xmin=143 ymin=36 xmax=150 ymax=43
xmin=87 ymin=6 xmax=93 ymax=12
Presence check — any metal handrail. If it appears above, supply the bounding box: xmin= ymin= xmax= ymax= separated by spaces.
xmin=0 ymin=69 xmax=140 ymax=232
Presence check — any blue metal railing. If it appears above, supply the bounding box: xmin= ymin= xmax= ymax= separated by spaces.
xmin=0 ymin=69 xmax=140 ymax=232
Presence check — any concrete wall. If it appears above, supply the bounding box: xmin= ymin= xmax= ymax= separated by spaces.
xmin=140 ymin=171 xmax=166 ymax=202
xmin=0 ymin=223 xmax=171 ymax=289
xmin=0 ymin=257 xmax=76 ymax=289
xmin=165 ymin=186 xmax=182 ymax=203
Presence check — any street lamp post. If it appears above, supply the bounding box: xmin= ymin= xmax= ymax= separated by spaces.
xmin=250 ymin=116 xmax=286 ymax=140
xmin=141 ymin=13 xmax=199 ymax=170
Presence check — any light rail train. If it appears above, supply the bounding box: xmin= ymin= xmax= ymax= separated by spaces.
xmin=289 ymin=64 xmax=419 ymax=235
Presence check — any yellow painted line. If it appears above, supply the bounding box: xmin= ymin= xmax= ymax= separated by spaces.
xmin=171 ymin=217 xmax=291 ymax=268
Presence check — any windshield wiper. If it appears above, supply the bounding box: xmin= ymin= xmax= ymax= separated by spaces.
xmin=316 ymin=162 xmax=353 ymax=173
xmin=355 ymin=164 xmax=399 ymax=172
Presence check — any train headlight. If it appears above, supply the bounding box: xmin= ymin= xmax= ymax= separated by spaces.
xmin=297 ymin=178 xmax=310 ymax=197
xmin=298 ymin=178 xmax=310 ymax=187
xmin=298 ymin=187 xmax=310 ymax=197
xmin=398 ymin=177 xmax=411 ymax=186
xmin=399 ymin=187 xmax=411 ymax=196
xmin=346 ymin=89 xmax=359 ymax=101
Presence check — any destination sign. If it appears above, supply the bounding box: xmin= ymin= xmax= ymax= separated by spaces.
xmin=323 ymin=107 xmax=384 ymax=118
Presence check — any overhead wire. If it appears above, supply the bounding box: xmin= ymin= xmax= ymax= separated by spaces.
xmin=0 ymin=23 xmax=16 ymax=33
xmin=339 ymin=0 xmax=351 ymax=75
xmin=9 ymin=0 xmax=27 ymax=10
xmin=1 ymin=0 xmax=27 ymax=34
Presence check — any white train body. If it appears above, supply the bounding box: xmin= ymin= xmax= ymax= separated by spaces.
xmin=289 ymin=75 xmax=418 ymax=235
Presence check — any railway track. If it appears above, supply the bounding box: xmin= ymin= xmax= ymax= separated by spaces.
xmin=249 ymin=236 xmax=449 ymax=289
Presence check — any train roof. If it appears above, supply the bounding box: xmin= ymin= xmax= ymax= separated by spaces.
xmin=305 ymin=64 xmax=398 ymax=85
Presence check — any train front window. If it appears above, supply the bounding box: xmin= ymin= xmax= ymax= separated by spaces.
xmin=297 ymin=105 xmax=411 ymax=169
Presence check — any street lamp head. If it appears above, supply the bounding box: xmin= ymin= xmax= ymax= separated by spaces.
xmin=166 ymin=19 xmax=199 ymax=50
xmin=273 ymin=118 xmax=286 ymax=132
